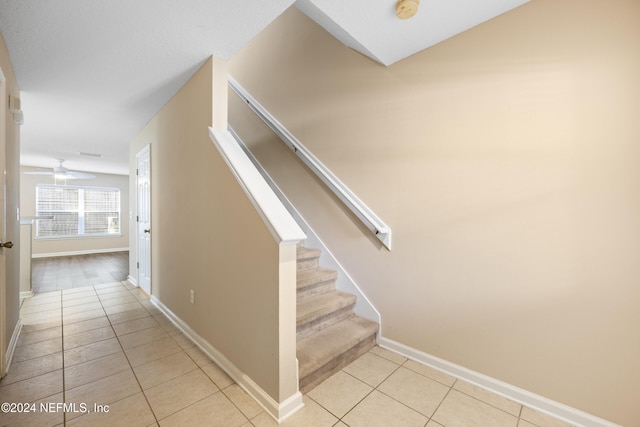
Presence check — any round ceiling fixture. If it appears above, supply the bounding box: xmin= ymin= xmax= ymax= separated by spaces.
xmin=396 ymin=0 xmax=420 ymax=19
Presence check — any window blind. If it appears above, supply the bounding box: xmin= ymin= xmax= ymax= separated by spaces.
xmin=36 ymin=185 xmax=121 ymax=238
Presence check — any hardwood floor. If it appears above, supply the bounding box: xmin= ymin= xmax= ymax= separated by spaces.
xmin=31 ymin=251 xmax=129 ymax=293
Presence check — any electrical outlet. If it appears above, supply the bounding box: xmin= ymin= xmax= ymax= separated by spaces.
xmin=189 ymin=289 xmax=195 ymax=304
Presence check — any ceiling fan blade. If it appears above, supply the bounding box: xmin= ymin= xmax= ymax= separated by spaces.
xmin=24 ymin=160 xmax=96 ymax=180
xmin=66 ymin=171 xmax=96 ymax=179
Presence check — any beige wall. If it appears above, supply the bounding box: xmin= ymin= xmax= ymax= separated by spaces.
xmin=228 ymin=1 xmax=640 ymax=424
xmin=0 ymin=31 xmax=21 ymax=368
xmin=129 ymin=58 xmax=296 ymax=404
xmin=20 ymin=166 xmax=129 ymax=256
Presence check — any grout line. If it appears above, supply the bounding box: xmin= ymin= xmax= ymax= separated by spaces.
xmin=400 ymin=357 xmax=524 ymax=421
xmin=58 ymin=282 xmax=156 ymax=425
xmin=60 ymin=284 xmax=112 ymax=426
xmin=305 ymin=392 xmax=349 ymax=420
xmin=60 ymin=289 xmax=67 ymax=427
xmin=101 ymin=282 xmax=160 ymax=426
xmin=399 ymin=360 xmax=455 ymax=388
xmin=117 ymin=281 xmax=237 ymax=425
xmin=374 ymin=379 xmax=439 ymax=422
xmin=517 ymin=401 xmax=525 ymax=426
xmin=219 ymin=383 xmax=256 ymax=423
xmin=336 ymin=352 xmax=405 ymax=422
xmin=449 ymin=381 xmax=523 ymax=420
xmin=427 ymin=378 xmax=455 ymax=426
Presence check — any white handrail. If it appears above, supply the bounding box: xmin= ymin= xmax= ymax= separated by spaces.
xmin=208 ymin=127 xmax=306 ymax=245
xmin=228 ymin=76 xmax=392 ymax=250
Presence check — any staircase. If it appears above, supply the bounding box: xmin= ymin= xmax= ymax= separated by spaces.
xmin=296 ymin=244 xmax=379 ymax=393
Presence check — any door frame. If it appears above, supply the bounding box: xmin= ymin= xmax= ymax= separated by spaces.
xmin=136 ymin=144 xmax=151 ymax=295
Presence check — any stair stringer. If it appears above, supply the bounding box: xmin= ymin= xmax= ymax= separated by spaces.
xmin=230 ymin=127 xmax=381 ymax=326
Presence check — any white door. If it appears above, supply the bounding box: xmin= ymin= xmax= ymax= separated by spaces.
xmin=0 ymin=68 xmax=13 ymax=377
xmin=0 ymin=66 xmax=9 ymax=376
xmin=136 ymin=145 xmax=151 ymax=295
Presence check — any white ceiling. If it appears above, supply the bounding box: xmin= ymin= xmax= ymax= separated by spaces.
xmin=0 ymin=0 xmax=530 ymax=176
xmin=296 ymin=0 xmax=531 ymax=66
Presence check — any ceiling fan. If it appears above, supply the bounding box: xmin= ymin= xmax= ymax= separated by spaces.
xmin=24 ymin=159 xmax=96 ymax=180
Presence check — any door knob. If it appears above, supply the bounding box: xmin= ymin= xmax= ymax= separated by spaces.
xmin=144 ymin=229 xmax=151 ymax=234
xmin=0 ymin=241 xmax=13 ymax=248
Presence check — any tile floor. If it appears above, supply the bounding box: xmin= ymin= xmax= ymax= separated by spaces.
xmin=0 ymin=281 xmax=574 ymax=427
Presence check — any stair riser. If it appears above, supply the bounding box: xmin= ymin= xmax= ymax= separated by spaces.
xmin=297 ymin=258 xmax=319 ymax=272
xmin=299 ymin=333 xmax=377 ymax=394
xmin=297 ymin=280 xmax=335 ymax=300
xmin=297 ymin=269 xmax=338 ymax=288
xmin=297 ymin=304 xmax=355 ymax=341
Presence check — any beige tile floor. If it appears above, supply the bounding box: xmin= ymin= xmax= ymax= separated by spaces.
xmin=0 ymin=281 xmax=574 ymax=427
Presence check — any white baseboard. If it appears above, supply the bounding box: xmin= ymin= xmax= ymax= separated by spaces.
xmin=125 ymin=275 xmax=138 ymax=286
xmin=3 ymin=319 xmax=23 ymax=376
xmin=378 ymin=337 xmax=620 ymax=427
xmin=32 ymin=247 xmax=129 ymax=258
xmin=150 ymin=296 xmax=304 ymax=422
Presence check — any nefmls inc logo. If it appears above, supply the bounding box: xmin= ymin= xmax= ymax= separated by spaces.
xmin=40 ymin=403 xmax=88 ymax=413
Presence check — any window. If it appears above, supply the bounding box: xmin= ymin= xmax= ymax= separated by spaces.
xmin=36 ymin=185 xmax=121 ymax=238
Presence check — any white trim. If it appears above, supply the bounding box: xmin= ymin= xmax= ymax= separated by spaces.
xmin=229 ymin=127 xmax=380 ymax=324
xmin=150 ymin=296 xmax=305 ymax=422
xmin=19 ymin=291 xmax=33 ymax=300
xmin=209 ymin=128 xmax=306 ymax=245
xmin=35 ymin=183 xmax=121 ymax=191
xmin=31 ymin=247 xmax=129 ymax=258
xmin=35 ymin=234 xmax=123 ymax=241
xmin=125 ymin=275 xmax=138 ymax=286
xmin=3 ymin=319 xmax=22 ymax=377
xmin=228 ymin=76 xmax=391 ymax=250
xmin=378 ymin=337 xmax=620 ymax=427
